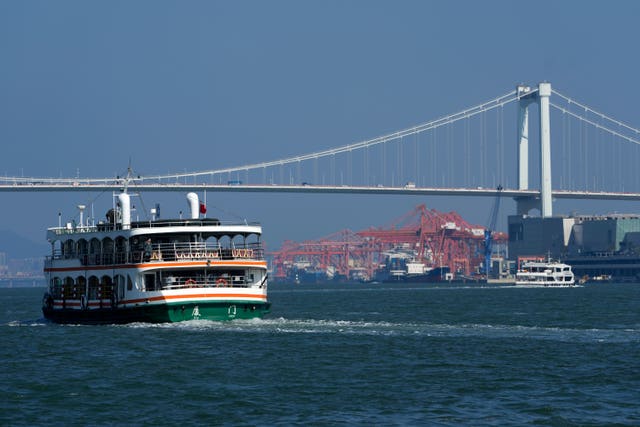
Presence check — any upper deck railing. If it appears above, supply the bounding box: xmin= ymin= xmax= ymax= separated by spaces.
xmin=47 ymin=241 xmax=265 ymax=266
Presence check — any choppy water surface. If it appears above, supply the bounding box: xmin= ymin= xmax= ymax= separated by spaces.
xmin=2 ymin=283 xmax=639 ymax=426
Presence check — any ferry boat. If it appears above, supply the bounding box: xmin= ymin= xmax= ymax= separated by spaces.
xmin=42 ymin=185 xmax=270 ymax=324
xmin=515 ymin=257 xmax=577 ymax=287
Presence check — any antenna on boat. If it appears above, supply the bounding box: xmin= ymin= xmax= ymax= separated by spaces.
xmin=122 ymin=163 xmax=133 ymax=194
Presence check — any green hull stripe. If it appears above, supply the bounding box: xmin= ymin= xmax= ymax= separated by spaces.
xmin=43 ymin=301 xmax=271 ymax=324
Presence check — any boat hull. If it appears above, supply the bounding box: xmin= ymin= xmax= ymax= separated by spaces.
xmin=514 ymin=282 xmax=579 ymax=288
xmin=42 ymin=190 xmax=271 ymax=325
xmin=42 ymin=300 xmax=271 ymax=325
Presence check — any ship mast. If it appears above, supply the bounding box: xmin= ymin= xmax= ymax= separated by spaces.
xmin=122 ymin=164 xmax=133 ymax=194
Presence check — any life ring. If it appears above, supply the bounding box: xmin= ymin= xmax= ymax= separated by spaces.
xmin=215 ymin=278 xmax=227 ymax=286
xmin=185 ymin=278 xmax=196 ymax=287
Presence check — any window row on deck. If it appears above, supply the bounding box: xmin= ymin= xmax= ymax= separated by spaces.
xmin=48 ymin=266 xmax=265 ymax=299
xmin=49 ymin=275 xmax=129 ymax=300
xmin=49 ymin=235 xmax=264 ymax=266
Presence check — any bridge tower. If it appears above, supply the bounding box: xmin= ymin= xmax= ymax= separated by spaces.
xmin=515 ymin=82 xmax=553 ymax=218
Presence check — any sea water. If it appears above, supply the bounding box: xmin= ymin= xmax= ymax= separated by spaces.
xmin=1 ymin=283 xmax=639 ymax=426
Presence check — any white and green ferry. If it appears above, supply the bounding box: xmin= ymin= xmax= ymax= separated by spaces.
xmin=42 ymin=189 xmax=270 ymax=324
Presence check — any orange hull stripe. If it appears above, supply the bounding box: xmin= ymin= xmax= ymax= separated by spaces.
xmin=122 ymin=293 xmax=267 ymax=305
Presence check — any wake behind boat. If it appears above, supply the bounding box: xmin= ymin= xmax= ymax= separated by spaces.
xmin=515 ymin=257 xmax=577 ymax=287
xmin=42 ymin=181 xmax=270 ymax=324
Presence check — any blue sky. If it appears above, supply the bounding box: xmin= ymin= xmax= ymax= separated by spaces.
xmin=1 ymin=1 xmax=640 ymax=249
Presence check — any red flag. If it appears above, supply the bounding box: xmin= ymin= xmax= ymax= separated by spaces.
xmin=199 ymin=202 xmax=207 ymax=214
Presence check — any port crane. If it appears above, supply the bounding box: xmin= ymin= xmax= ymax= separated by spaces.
xmin=484 ymin=185 xmax=503 ymax=278
xmin=270 ymin=204 xmax=501 ymax=281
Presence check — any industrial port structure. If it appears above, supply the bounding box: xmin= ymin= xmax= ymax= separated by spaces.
xmin=270 ymin=204 xmax=508 ymax=282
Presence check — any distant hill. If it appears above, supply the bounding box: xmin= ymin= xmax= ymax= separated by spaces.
xmin=0 ymin=230 xmax=49 ymax=259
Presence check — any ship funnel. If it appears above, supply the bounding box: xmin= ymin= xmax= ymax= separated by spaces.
xmin=118 ymin=193 xmax=131 ymax=230
xmin=186 ymin=192 xmax=199 ymax=219
xmin=77 ymin=205 xmax=86 ymax=228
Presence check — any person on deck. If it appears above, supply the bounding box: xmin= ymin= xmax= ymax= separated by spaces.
xmin=143 ymin=238 xmax=152 ymax=261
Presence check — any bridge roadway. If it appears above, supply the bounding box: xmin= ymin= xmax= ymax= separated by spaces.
xmin=1 ymin=182 xmax=640 ymax=201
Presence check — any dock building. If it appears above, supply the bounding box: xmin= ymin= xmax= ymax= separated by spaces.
xmin=508 ymin=214 xmax=640 ymax=281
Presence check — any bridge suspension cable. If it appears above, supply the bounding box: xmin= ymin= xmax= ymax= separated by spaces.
xmin=139 ymin=89 xmax=521 ymax=182
xmin=7 ymin=85 xmax=639 ymax=192
xmin=551 ymin=89 xmax=640 ymax=146
xmin=0 ymin=88 xmax=520 ymax=186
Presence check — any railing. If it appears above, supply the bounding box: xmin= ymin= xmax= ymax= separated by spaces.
xmin=164 ymin=270 xmax=267 ymax=290
xmin=143 ymin=242 xmax=264 ymax=263
xmin=161 ymin=277 xmax=256 ymax=290
xmin=49 ymin=241 xmax=264 ymax=265
xmin=47 ymin=274 xmax=267 ymax=296
xmin=50 ymin=283 xmax=114 ymax=300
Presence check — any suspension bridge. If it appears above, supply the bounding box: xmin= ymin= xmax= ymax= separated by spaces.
xmin=2 ymin=82 xmax=640 ymax=218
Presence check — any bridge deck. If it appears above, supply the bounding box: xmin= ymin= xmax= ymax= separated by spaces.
xmin=1 ymin=183 xmax=639 ymax=201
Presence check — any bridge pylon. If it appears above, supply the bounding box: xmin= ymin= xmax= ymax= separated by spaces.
xmin=516 ymin=82 xmax=553 ymax=217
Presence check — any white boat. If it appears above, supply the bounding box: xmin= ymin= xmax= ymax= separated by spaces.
xmin=42 ymin=179 xmax=270 ymax=324
xmin=515 ymin=258 xmax=577 ymax=287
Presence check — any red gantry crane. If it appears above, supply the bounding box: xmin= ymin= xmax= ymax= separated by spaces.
xmin=270 ymin=204 xmax=507 ymax=282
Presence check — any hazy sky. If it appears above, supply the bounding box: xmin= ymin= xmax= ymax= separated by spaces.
xmin=2 ymin=1 xmax=640 ymax=249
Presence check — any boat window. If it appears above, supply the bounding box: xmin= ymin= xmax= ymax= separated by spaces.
xmin=144 ymin=273 xmax=156 ymax=291
xmin=51 ymin=240 xmax=62 ymax=258
xmin=218 ymin=235 xmax=232 ymax=249
xmin=114 ymin=237 xmax=127 ymax=263
xmin=103 ymin=238 xmax=114 ymax=264
xmin=87 ymin=275 xmax=98 ymax=299
xmin=51 ymin=277 xmax=62 ymax=298
xmin=103 ymin=238 xmax=114 ymax=251
xmin=90 ymin=238 xmax=101 ymax=254
xmin=77 ymin=239 xmax=88 ymax=256
xmin=63 ymin=277 xmax=74 ymax=299
xmin=127 ymin=275 xmax=133 ymax=291
xmin=101 ymin=274 xmax=113 ymax=287
xmin=246 ymin=269 xmax=264 ymax=284
xmin=115 ymin=237 xmax=127 ymax=251
xmin=63 ymin=239 xmax=75 ymax=258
